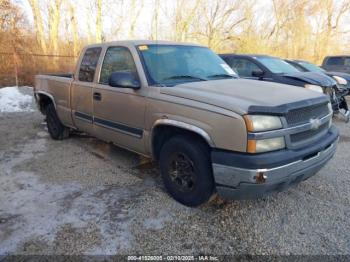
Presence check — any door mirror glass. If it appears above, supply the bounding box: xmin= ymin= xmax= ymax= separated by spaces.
xmin=252 ymin=69 xmax=264 ymax=78
xmin=109 ymin=71 xmax=141 ymax=89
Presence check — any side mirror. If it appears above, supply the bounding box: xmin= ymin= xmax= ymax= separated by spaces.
xmin=109 ymin=71 xmax=141 ymax=90
xmin=252 ymin=69 xmax=264 ymax=79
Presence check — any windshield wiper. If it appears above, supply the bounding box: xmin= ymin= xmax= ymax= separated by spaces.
xmin=207 ymin=74 xmax=236 ymax=79
xmin=162 ymin=75 xmax=207 ymax=81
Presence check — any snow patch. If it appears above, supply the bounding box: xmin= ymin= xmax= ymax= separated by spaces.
xmin=0 ymin=86 xmax=34 ymax=112
xmin=0 ymin=138 xmax=135 ymax=255
xmin=143 ymin=210 xmax=171 ymax=230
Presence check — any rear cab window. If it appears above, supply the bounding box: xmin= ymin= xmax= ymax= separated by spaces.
xmin=78 ymin=47 xmax=102 ymax=82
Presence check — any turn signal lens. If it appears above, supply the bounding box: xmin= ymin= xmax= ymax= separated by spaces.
xmin=247 ymin=139 xmax=256 ymax=153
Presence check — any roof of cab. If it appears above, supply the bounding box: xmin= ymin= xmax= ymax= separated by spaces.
xmin=324 ymin=55 xmax=350 ymax=58
xmin=219 ymin=53 xmax=274 ymax=58
xmin=84 ymin=40 xmax=202 ymax=49
xmin=292 ymin=59 xmax=308 ymax=63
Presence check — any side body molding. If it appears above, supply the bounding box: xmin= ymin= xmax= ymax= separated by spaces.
xmin=152 ymin=119 xmax=215 ymax=147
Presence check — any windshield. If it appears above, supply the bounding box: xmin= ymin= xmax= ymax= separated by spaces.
xmin=255 ymin=56 xmax=299 ymax=74
xmin=138 ymin=45 xmax=237 ymax=86
xmin=299 ymin=61 xmax=325 ymax=73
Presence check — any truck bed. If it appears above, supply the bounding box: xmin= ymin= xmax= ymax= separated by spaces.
xmin=40 ymin=73 xmax=73 ymax=78
xmin=34 ymin=74 xmax=74 ymax=127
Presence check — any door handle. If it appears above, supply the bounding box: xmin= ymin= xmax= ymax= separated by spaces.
xmin=93 ymin=92 xmax=102 ymax=101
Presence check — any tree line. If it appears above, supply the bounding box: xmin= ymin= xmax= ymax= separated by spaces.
xmin=1 ymin=0 xmax=350 ymax=86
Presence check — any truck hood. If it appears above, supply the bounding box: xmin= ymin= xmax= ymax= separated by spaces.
xmin=160 ymin=79 xmax=326 ymax=115
xmin=282 ymin=71 xmax=336 ymax=87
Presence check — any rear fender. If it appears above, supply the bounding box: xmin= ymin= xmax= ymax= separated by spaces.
xmin=34 ymin=91 xmax=56 ymax=113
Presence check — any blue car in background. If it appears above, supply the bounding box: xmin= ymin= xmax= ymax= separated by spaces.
xmin=285 ymin=59 xmax=350 ymax=92
xmin=219 ymin=54 xmax=349 ymax=121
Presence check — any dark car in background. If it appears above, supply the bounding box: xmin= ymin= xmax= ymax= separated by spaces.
xmin=285 ymin=59 xmax=350 ymax=90
xmin=322 ymin=56 xmax=350 ymax=74
xmin=219 ymin=54 xmax=349 ymax=120
xmin=285 ymin=59 xmax=349 ymax=121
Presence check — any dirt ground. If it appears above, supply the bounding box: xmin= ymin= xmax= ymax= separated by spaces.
xmin=0 ymin=88 xmax=350 ymax=255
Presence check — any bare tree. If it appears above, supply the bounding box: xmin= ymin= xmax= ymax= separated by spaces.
xmin=193 ymin=0 xmax=248 ymax=51
xmin=27 ymin=0 xmax=47 ymax=54
xmin=68 ymin=2 xmax=79 ymax=56
xmin=3 ymin=0 xmax=350 ymax=88
xmin=172 ymin=0 xmax=201 ymax=42
xmin=48 ymin=0 xmax=63 ymax=54
xmin=95 ymin=0 xmax=102 ymax=42
xmin=128 ymin=0 xmax=144 ymax=38
xmin=150 ymin=0 xmax=160 ymax=40
xmin=0 ymin=0 xmax=26 ymax=85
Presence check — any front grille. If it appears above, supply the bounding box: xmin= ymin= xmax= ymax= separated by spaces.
xmin=285 ymin=103 xmax=329 ymax=126
xmin=290 ymin=122 xmax=329 ymax=143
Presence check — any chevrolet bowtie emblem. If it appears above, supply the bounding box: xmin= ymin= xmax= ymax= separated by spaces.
xmin=310 ymin=118 xmax=321 ymax=130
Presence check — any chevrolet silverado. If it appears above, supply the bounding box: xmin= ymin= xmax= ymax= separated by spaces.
xmin=34 ymin=41 xmax=339 ymax=207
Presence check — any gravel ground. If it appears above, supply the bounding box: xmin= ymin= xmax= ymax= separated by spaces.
xmin=0 ymin=87 xmax=350 ymax=255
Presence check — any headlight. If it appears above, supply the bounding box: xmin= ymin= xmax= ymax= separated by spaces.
xmin=327 ymin=102 xmax=333 ymax=113
xmin=304 ymin=84 xmax=323 ymax=93
xmin=244 ymin=115 xmax=282 ymax=132
xmin=333 ymin=76 xmax=348 ymax=85
xmin=247 ymin=137 xmax=285 ymax=153
xmin=327 ymin=102 xmax=333 ymax=128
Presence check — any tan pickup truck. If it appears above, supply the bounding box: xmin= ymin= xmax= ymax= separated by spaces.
xmin=34 ymin=40 xmax=339 ymax=206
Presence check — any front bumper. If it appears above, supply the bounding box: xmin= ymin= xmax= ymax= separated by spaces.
xmin=212 ymin=126 xmax=339 ymax=200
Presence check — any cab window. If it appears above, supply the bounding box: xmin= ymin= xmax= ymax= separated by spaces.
xmin=227 ymin=58 xmax=261 ymax=77
xmin=326 ymin=57 xmax=343 ymax=66
xmin=345 ymin=58 xmax=350 ymax=66
xmin=99 ymin=46 xmax=138 ymax=85
xmin=78 ymin=47 xmax=102 ymax=82
xmin=292 ymin=62 xmax=307 ymax=72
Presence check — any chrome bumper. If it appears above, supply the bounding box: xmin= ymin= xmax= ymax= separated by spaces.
xmin=213 ymin=138 xmax=338 ymax=200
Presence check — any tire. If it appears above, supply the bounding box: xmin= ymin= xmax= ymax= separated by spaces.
xmin=159 ymin=135 xmax=214 ymax=207
xmin=45 ymin=103 xmax=69 ymax=140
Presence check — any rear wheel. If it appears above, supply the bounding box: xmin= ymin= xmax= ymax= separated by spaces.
xmin=45 ymin=103 xmax=69 ymax=140
xmin=159 ymin=135 xmax=214 ymax=207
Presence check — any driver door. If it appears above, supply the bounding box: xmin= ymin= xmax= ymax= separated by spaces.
xmin=93 ymin=46 xmax=146 ymax=154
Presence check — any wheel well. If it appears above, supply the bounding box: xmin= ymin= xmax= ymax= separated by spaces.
xmin=37 ymin=94 xmax=54 ymax=114
xmin=152 ymin=125 xmax=211 ymax=161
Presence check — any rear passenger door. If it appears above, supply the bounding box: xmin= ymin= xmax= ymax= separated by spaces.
xmin=71 ymin=47 xmax=102 ymax=133
xmin=93 ymin=46 xmax=146 ymax=154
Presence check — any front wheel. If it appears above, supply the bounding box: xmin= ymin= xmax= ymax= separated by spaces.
xmin=159 ymin=135 xmax=214 ymax=207
xmin=45 ymin=103 xmax=69 ymax=140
